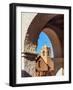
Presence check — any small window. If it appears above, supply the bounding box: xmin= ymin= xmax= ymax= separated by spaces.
xmin=48 ymin=50 xmax=49 ymax=56
xmin=43 ymin=50 xmax=45 ymax=56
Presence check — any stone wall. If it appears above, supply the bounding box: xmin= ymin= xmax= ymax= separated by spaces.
xmin=23 ymin=57 xmax=36 ymax=77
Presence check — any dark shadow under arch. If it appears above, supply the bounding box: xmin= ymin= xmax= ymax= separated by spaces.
xmin=25 ymin=13 xmax=64 ymax=58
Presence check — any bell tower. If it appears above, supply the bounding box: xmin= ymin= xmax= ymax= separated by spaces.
xmin=40 ymin=45 xmax=51 ymax=64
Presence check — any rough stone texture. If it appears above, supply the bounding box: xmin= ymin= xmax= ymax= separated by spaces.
xmin=24 ymin=57 xmax=36 ymax=76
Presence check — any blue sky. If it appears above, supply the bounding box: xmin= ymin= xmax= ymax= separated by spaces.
xmin=36 ymin=32 xmax=52 ymax=54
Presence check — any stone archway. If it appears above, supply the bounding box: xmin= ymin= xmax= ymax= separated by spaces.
xmin=42 ymin=27 xmax=62 ymax=58
xmin=23 ymin=13 xmax=64 ymax=76
xmin=24 ymin=13 xmax=64 ymax=57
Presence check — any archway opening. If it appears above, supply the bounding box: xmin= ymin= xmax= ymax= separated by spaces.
xmin=22 ymin=13 xmax=64 ymax=77
xmin=36 ymin=32 xmax=54 ymax=58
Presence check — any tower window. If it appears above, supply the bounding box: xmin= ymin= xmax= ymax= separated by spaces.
xmin=43 ymin=50 xmax=45 ymax=56
xmin=48 ymin=50 xmax=49 ymax=56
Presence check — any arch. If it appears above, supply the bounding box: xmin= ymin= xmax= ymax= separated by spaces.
xmin=36 ymin=31 xmax=54 ymax=57
xmin=24 ymin=13 xmax=64 ymax=57
xmin=42 ymin=27 xmax=62 ymax=58
xmin=26 ymin=14 xmax=58 ymax=43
